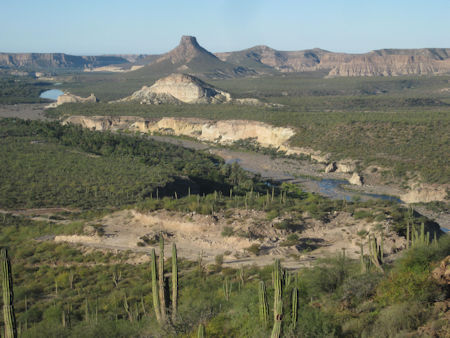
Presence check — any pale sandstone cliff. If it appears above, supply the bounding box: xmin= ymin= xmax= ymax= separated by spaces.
xmin=46 ymin=93 xmax=98 ymax=108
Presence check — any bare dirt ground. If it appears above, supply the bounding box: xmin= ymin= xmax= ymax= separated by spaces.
xmin=54 ymin=208 xmax=406 ymax=269
xmin=0 ymin=104 xmax=49 ymax=120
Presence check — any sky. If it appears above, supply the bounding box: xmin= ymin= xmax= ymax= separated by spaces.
xmin=1 ymin=0 xmax=449 ymax=55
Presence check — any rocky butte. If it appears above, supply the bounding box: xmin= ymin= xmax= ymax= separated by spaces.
xmin=118 ymin=73 xmax=231 ymax=104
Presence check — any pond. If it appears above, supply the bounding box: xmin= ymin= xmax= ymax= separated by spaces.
xmin=40 ymin=89 xmax=64 ymax=101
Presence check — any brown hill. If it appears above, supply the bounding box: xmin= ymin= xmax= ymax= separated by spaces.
xmin=131 ymin=36 xmax=256 ymax=79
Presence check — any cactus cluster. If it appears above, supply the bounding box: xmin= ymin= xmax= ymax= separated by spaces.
xmin=368 ymin=235 xmax=384 ymax=273
xmin=410 ymin=223 xmax=431 ymax=247
xmin=151 ymin=235 xmax=178 ymax=325
xmin=223 ymin=277 xmax=232 ymax=301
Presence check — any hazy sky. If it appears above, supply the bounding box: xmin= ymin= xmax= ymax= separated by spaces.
xmin=1 ymin=0 xmax=449 ymax=55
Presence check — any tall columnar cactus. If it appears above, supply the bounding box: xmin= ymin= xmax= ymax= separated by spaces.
xmin=272 ymin=259 xmax=283 ymax=337
xmin=406 ymin=220 xmax=410 ymax=249
xmin=1 ymin=248 xmax=17 ymax=338
xmin=271 ymin=299 xmax=283 ymax=338
xmin=198 ymin=323 xmax=205 ymax=338
xmin=368 ymin=235 xmax=384 ymax=273
xmin=291 ymin=287 xmax=298 ymax=329
xmin=258 ymin=281 xmax=269 ymax=327
xmin=151 ymin=249 xmax=161 ymax=324
xmin=223 ymin=277 xmax=232 ymax=301
xmin=158 ymin=235 xmax=167 ymax=323
xmin=171 ymin=243 xmax=178 ymax=323
xmin=411 ymin=222 xmax=430 ymax=247
xmin=273 ymin=259 xmax=282 ymax=317
xmin=359 ymin=243 xmax=366 ymax=273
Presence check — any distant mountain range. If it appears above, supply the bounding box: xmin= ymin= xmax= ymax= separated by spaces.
xmin=2 ymin=36 xmax=450 ymax=77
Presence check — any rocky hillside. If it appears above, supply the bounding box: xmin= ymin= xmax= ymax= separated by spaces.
xmin=216 ymin=46 xmax=450 ymax=76
xmin=118 ymin=73 xmax=232 ymax=104
xmin=0 ymin=53 xmax=129 ymax=70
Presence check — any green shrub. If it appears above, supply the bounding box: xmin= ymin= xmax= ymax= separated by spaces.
xmin=369 ymin=302 xmax=429 ymax=337
xmin=221 ymin=226 xmax=234 ymax=237
xmin=245 ymin=244 xmax=261 ymax=256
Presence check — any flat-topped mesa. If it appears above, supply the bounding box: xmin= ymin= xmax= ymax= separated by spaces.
xmin=118 ymin=73 xmax=232 ymax=104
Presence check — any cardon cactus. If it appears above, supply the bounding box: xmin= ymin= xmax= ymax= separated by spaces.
xmin=271 ymin=299 xmax=283 ymax=338
xmin=1 ymin=248 xmax=17 ymax=338
xmin=258 ymin=281 xmax=269 ymax=327
xmin=291 ymin=287 xmax=298 ymax=329
xmin=171 ymin=243 xmax=178 ymax=322
xmin=271 ymin=259 xmax=283 ymax=337
xmin=158 ymin=235 xmax=167 ymax=322
xmin=151 ymin=249 xmax=161 ymax=323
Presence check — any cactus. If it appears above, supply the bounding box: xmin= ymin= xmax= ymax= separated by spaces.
xmin=239 ymin=267 xmax=245 ymax=288
xmin=433 ymin=231 xmax=438 ymax=247
xmin=272 ymin=259 xmax=283 ymax=337
xmin=291 ymin=287 xmax=298 ymax=329
xmin=359 ymin=243 xmax=366 ymax=273
xmin=158 ymin=235 xmax=167 ymax=323
xmin=171 ymin=243 xmax=178 ymax=323
xmin=284 ymin=270 xmax=291 ymax=288
xmin=411 ymin=222 xmax=430 ymax=247
xmin=124 ymin=295 xmax=132 ymax=322
xmin=406 ymin=220 xmax=410 ymax=249
xmin=273 ymin=259 xmax=282 ymax=316
xmin=1 ymin=248 xmax=17 ymax=338
xmin=223 ymin=277 xmax=232 ymax=301
xmin=151 ymin=249 xmax=162 ymax=323
xmin=198 ymin=323 xmax=205 ymax=338
xmin=368 ymin=235 xmax=384 ymax=273
xmin=258 ymin=281 xmax=269 ymax=327
xmin=271 ymin=299 xmax=283 ymax=338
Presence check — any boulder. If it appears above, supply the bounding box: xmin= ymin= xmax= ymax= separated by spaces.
xmin=349 ymin=173 xmax=364 ymax=186
xmin=336 ymin=161 xmax=356 ymax=173
xmin=325 ymin=162 xmax=337 ymax=173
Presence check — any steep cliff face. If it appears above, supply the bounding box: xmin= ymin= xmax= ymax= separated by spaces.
xmin=0 ymin=53 xmax=128 ymax=70
xmin=328 ymin=52 xmax=450 ymax=77
xmin=63 ymin=116 xmax=295 ymax=149
xmin=217 ymin=46 xmax=450 ymax=76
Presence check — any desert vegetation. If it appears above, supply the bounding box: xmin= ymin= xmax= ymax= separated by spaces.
xmin=0 ymin=212 xmax=448 ymax=337
xmin=0 ymin=118 xmax=447 ymax=336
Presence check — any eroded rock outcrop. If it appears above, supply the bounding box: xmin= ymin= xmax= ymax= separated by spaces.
xmin=118 ymin=73 xmax=231 ymax=104
xmin=401 ymin=185 xmax=448 ymax=203
xmin=116 ymin=73 xmax=268 ymax=106
xmin=349 ymin=173 xmax=364 ymax=186
xmin=47 ymin=92 xmax=98 ymax=108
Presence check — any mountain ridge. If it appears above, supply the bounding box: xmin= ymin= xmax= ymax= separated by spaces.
xmin=1 ymin=37 xmax=450 ymax=77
